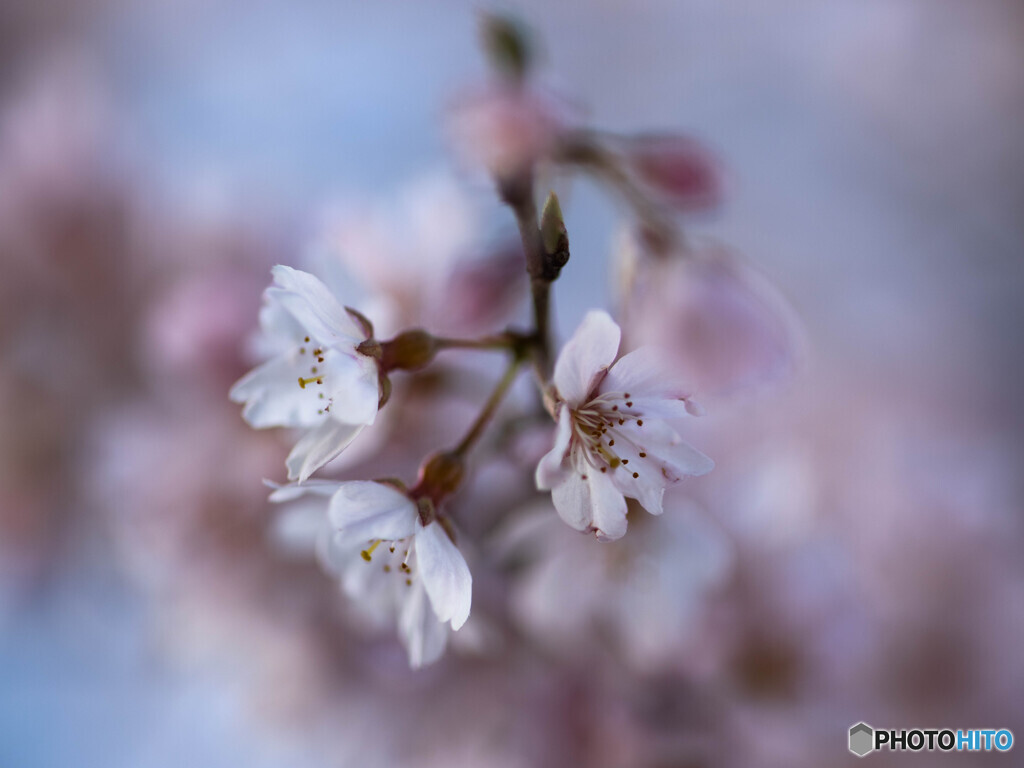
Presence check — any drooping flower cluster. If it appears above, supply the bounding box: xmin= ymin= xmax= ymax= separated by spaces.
xmin=226 ymin=13 xmax=796 ymax=669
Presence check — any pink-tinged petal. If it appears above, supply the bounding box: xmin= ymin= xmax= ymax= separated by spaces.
xmin=616 ymin=419 xmax=714 ymax=479
xmin=602 ymin=346 xmax=693 ymax=402
xmin=398 ymin=579 xmax=449 ymax=668
xmin=550 ymin=468 xmax=629 ymax=541
xmin=327 ymin=481 xmax=418 ymax=542
xmin=268 ymin=265 xmax=364 ymax=344
xmin=553 ymin=310 xmax=621 ymax=404
xmin=626 ymin=134 xmax=723 ymax=213
xmin=535 ymin=406 xmax=573 ymax=491
xmin=586 ymin=469 xmax=629 ymax=542
xmin=605 ymin=449 xmax=667 ymax=516
xmin=285 ymin=420 xmax=365 ymax=482
xmin=415 ymin=519 xmax=472 ymax=630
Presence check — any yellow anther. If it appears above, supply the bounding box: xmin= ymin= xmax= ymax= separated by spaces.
xmin=360 ymin=540 xmax=382 ymax=562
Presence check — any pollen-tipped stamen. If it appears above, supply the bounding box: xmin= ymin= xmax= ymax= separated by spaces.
xmin=360 ymin=540 xmax=382 ymax=561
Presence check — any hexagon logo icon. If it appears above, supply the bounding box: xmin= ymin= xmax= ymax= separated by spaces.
xmin=849 ymin=723 xmax=874 ymax=757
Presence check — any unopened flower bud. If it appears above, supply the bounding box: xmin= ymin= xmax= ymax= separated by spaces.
xmin=540 ymin=191 xmax=570 ymax=278
xmin=379 ymin=329 xmax=438 ymax=372
xmin=540 ymin=191 xmax=567 ymax=255
xmin=480 ymin=13 xmax=533 ymax=81
xmin=626 ymin=134 xmax=723 ymax=212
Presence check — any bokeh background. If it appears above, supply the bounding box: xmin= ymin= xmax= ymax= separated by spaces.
xmin=2 ymin=0 xmax=1023 ymax=766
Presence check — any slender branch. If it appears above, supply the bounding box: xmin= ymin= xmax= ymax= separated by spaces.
xmin=452 ymin=358 xmax=523 ymax=457
xmin=433 ymin=331 xmax=530 ymax=353
xmin=500 ymin=173 xmax=556 ymax=381
xmin=555 ymin=130 xmax=682 ymax=252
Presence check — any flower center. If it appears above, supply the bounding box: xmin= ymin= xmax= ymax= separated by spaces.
xmin=570 ymin=391 xmax=649 ymax=479
xmin=360 ymin=537 xmax=416 ymax=587
xmin=293 ymin=336 xmax=334 ymax=416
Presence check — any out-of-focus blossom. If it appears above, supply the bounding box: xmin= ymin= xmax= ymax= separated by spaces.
xmin=537 ymin=310 xmax=712 ymax=541
xmin=142 ymin=265 xmax=266 ymax=394
xmin=618 ymin=231 xmax=801 ymax=397
xmin=446 ymin=85 xmax=569 ymax=182
xmin=501 ymin=498 xmax=732 ymax=671
xmin=230 ymin=266 xmax=381 ymax=482
xmin=317 ymin=173 xmax=525 ymax=338
xmin=272 ymin=480 xmax=472 ymax=668
xmin=624 ymin=134 xmax=723 ymax=213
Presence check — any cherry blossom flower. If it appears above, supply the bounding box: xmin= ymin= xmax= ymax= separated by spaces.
xmin=272 ymin=480 xmax=472 ymax=668
xmin=230 ymin=265 xmax=381 ymax=482
xmin=536 ymin=310 xmax=713 ymax=541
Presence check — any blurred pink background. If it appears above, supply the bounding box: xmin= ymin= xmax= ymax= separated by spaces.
xmin=2 ymin=1 xmax=1023 ymax=766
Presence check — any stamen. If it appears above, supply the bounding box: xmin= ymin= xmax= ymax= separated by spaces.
xmin=360 ymin=540 xmax=382 ymax=562
xmin=297 ymin=376 xmax=324 ymax=388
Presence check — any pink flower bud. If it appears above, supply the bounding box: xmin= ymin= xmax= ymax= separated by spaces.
xmin=626 ymin=135 xmax=723 ymax=212
xmin=446 ymin=84 xmax=569 ymax=180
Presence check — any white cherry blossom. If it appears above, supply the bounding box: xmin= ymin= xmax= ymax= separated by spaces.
xmin=230 ymin=266 xmax=381 ymax=482
xmin=536 ymin=310 xmax=714 ymax=541
xmin=271 ymin=480 xmax=472 ymax=668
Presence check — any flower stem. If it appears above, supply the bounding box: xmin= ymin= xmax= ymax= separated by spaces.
xmin=499 ymin=173 xmax=557 ymax=381
xmin=433 ymin=331 xmax=531 ymax=353
xmin=452 ymin=358 xmax=523 ymax=458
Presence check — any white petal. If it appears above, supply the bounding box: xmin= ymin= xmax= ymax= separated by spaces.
xmin=553 ymin=310 xmax=621 ymax=404
xmin=535 ymin=406 xmax=572 ymax=491
xmin=586 ymin=469 xmax=629 ymax=541
xmin=656 ymin=440 xmax=714 ymax=477
xmin=415 ymin=519 xmax=472 ymax=630
xmin=399 ymin=579 xmax=449 ymax=668
xmin=617 ymin=419 xmax=714 ymax=479
xmin=327 ymin=481 xmax=418 ymax=541
xmin=285 ymin=420 xmax=365 ymax=482
xmin=268 ymin=265 xmax=363 ymax=344
xmin=602 ymin=346 xmax=692 ymax=400
xmin=611 ymin=471 xmax=666 ymax=516
xmin=230 ymin=356 xmax=325 ymax=428
xmin=266 ymin=479 xmax=342 ymax=503
xmin=324 ymin=352 xmax=380 ymax=426
xmin=550 ymin=470 xmax=593 ymax=533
